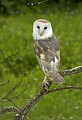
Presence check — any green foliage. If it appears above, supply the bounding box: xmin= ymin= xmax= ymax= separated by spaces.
xmin=0 ymin=0 xmax=27 ymax=14
xmin=0 ymin=0 xmax=82 ymax=14
xmin=0 ymin=7 xmax=82 ymax=120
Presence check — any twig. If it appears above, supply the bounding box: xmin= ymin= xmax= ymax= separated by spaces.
xmin=0 ymin=40 xmax=27 ymax=65
xmin=0 ymin=107 xmax=19 ymax=114
xmin=10 ymin=84 xmax=27 ymax=99
xmin=0 ymin=40 xmax=27 ymax=76
xmin=1 ymin=75 xmax=23 ymax=100
xmin=24 ymin=0 xmax=48 ymax=6
xmin=0 ymin=80 xmax=9 ymax=87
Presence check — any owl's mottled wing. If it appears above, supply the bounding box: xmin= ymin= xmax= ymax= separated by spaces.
xmin=34 ymin=36 xmax=60 ymax=68
xmin=34 ymin=36 xmax=65 ymax=85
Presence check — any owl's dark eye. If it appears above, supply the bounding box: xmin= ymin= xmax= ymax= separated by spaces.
xmin=44 ymin=27 xmax=47 ymax=30
xmin=37 ymin=26 xmax=40 ymax=29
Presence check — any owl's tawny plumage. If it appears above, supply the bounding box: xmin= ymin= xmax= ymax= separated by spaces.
xmin=33 ymin=19 xmax=64 ymax=87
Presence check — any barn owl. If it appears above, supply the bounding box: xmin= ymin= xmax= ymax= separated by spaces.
xmin=32 ymin=19 xmax=65 ymax=88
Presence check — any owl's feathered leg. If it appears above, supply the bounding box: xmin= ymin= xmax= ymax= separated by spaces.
xmin=42 ymin=76 xmax=49 ymax=89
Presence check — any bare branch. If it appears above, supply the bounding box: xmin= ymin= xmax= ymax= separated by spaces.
xmin=0 ymin=40 xmax=27 ymax=76
xmin=47 ymin=86 xmax=82 ymax=93
xmin=1 ymin=75 xmax=23 ymax=100
xmin=12 ymin=88 xmax=48 ymax=120
xmin=24 ymin=0 xmax=48 ymax=6
xmin=10 ymin=84 xmax=27 ymax=99
xmin=0 ymin=50 xmax=23 ymax=75
xmin=12 ymin=66 xmax=82 ymax=120
xmin=0 ymin=40 xmax=27 ymax=65
xmin=12 ymin=85 xmax=82 ymax=120
xmin=0 ymin=107 xmax=19 ymax=114
xmin=6 ymin=98 xmax=20 ymax=110
xmin=10 ymin=78 xmax=36 ymax=100
xmin=59 ymin=66 xmax=82 ymax=76
xmin=0 ymin=80 xmax=9 ymax=87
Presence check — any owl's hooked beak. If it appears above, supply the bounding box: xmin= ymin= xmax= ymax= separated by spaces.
xmin=39 ymin=30 xmax=44 ymax=36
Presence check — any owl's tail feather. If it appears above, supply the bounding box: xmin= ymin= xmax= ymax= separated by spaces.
xmin=54 ymin=72 xmax=65 ymax=85
xmin=45 ymin=67 xmax=65 ymax=85
xmin=47 ymin=72 xmax=65 ymax=85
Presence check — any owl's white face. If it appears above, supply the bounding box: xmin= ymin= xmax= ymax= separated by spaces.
xmin=33 ymin=19 xmax=53 ymax=40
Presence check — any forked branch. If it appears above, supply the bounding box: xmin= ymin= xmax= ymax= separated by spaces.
xmin=12 ymin=66 xmax=82 ymax=120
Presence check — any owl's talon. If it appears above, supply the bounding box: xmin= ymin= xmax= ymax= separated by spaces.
xmin=41 ymin=76 xmax=49 ymax=90
xmin=41 ymin=81 xmax=49 ymax=90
